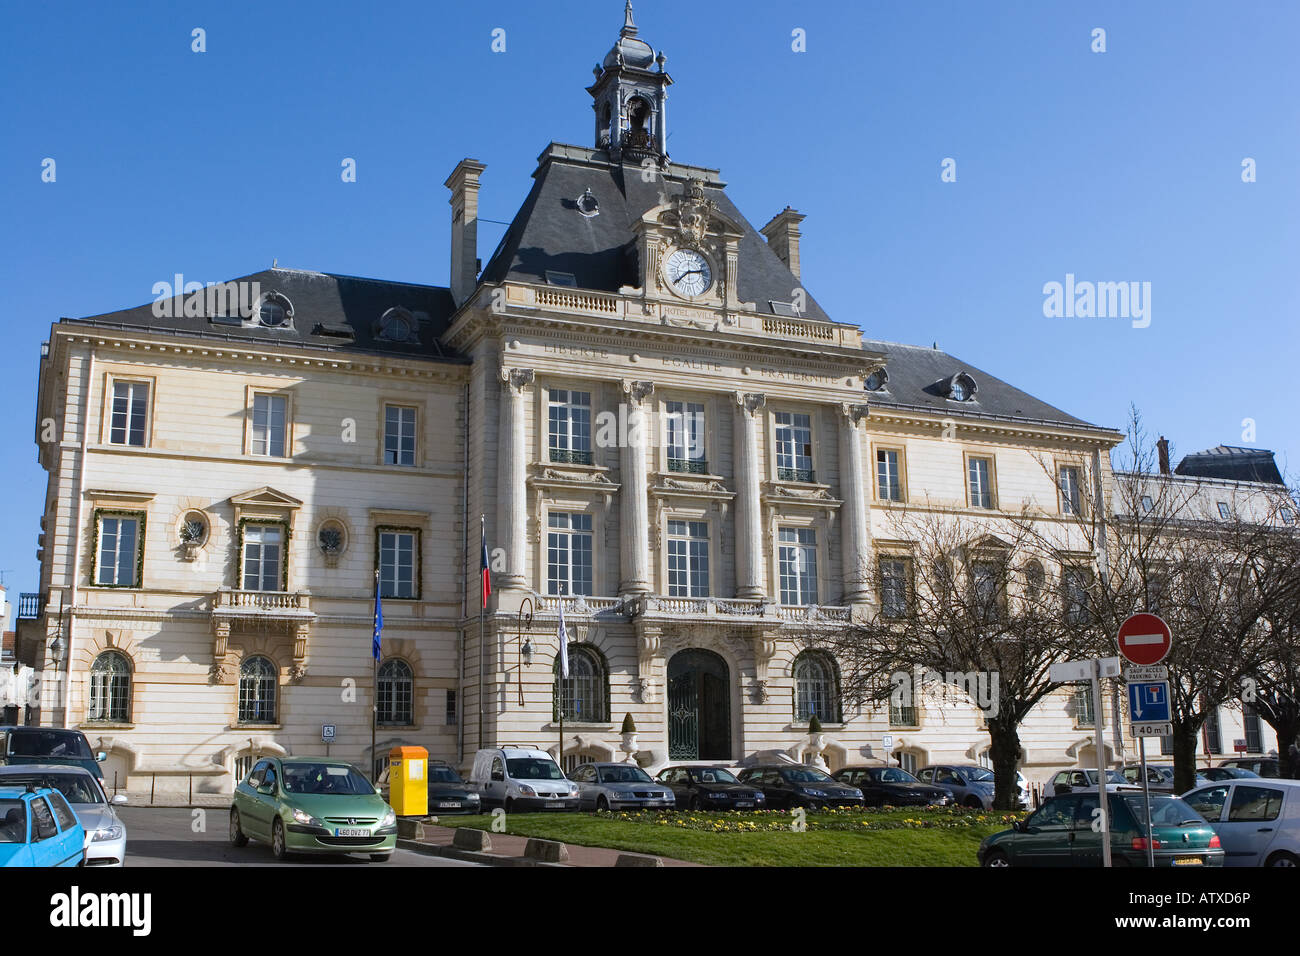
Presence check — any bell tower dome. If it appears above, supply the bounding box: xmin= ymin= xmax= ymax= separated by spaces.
xmin=587 ymin=1 xmax=672 ymax=165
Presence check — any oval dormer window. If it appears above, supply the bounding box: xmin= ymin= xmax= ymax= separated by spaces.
xmin=949 ymin=372 xmax=977 ymax=402
xmin=378 ymin=307 xmax=414 ymax=342
xmin=576 ymin=188 xmax=600 ymax=218
xmin=865 ymin=369 xmax=889 ymax=392
xmin=257 ymin=292 xmax=294 ymax=329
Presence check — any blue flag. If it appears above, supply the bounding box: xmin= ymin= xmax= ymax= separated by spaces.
xmin=372 ymin=569 xmax=383 ymax=661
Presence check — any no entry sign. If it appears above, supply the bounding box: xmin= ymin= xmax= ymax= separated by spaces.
xmin=1117 ymin=613 xmax=1172 ymax=666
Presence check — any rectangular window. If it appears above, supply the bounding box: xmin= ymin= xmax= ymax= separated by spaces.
xmin=251 ymin=393 xmax=288 ymax=457
xmin=879 ymin=557 xmax=911 ymax=619
xmin=378 ymin=529 xmax=419 ymax=599
xmin=242 ymin=524 xmax=283 ymax=592
xmin=667 ymin=520 xmax=710 ymax=598
xmin=547 ymin=512 xmax=593 ymax=596
xmin=445 ymin=689 xmax=457 ymax=726
xmin=1059 ymin=465 xmax=1082 ymax=516
xmin=1203 ymin=704 xmax=1222 ymax=754
xmin=971 ymin=561 xmax=1003 ymax=621
xmin=1073 ymin=687 xmax=1095 ymax=727
xmin=109 ymin=381 xmax=149 ymax=446
xmin=548 ymin=389 xmax=592 ymax=465
xmin=876 ymin=448 xmax=903 ymax=502
xmin=1244 ymin=703 xmax=1263 ymax=752
xmin=778 ymin=527 xmax=818 ymax=606
xmin=96 ymin=514 xmax=141 ymax=587
xmin=775 ymin=412 xmax=814 ymax=482
xmin=1062 ymin=566 xmax=1092 ymax=625
xmin=1160 ymin=729 xmax=1174 ymax=756
xmin=968 ymin=456 xmax=994 ymax=509
xmin=665 ymin=401 xmax=706 ymax=473
xmin=384 ymin=405 xmax=417 ymax=466
xmin=1217 ymin=501 xmax=1230 ymax=520
xmin=1141 ymin=495 xmax=1154 ymax=513
xmin=890 ymin=700 xmax=918 ymax=728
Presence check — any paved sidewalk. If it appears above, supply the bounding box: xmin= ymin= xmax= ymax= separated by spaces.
xmin=401 ymin=823 xmax=703 ymax=867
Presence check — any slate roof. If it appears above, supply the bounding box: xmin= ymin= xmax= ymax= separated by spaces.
xmin=479 ymin=146 xmax=833 ymax=323
xmin=860 ymin=339 xmax=1103 ymax=430
xmin=61 ymin=268 xmax=462 ymax=362
xmin=1175 ymin=445 xmax=1284 ymax=485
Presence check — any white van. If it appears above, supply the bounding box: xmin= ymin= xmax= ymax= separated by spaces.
xmin=470 ymin=747 xmax=580 ymax=812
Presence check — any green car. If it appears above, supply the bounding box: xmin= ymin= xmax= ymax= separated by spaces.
xmin=979 ymin=789 xmax=1224 ymax=867
xmin=230 ymin=757 xmax=398 ymax=862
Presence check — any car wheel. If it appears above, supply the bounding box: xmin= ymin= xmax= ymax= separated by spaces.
xmin=689 ymin=795 xmax=702 ymax=811
xmin=271 ymin=818 xmax=289 ymax=861
xmin=369 ymin=853 xmax=392 ymax=862
xmin=504 ymin=797 xmax=515 ymax=814
xmin=964 ymin=796 xmax=983 ymax=809
xmin=596 ymin=796 xmax=609 ymax=812
xmin=1266 ymin=851 xmax=1299 ymax=867
xmin=229 ymin=808 xmax=248 ymax=847
xmin=983 ymin=850 xmax=1010 ymax=868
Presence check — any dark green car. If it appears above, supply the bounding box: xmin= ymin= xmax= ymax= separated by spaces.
xmin=230 ymin=757 xmax=397 ymax=862
xmin=979 ymin=789 xmax=1224 ymax=867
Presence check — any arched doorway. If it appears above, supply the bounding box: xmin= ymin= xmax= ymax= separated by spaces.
xmin=667 ymin=649 xmax=731 ymax=760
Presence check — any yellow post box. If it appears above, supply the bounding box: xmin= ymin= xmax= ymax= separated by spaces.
xmin=388 ymin=745 xmax=428 ymax=817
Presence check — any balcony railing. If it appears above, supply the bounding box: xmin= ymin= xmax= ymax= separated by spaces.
xmin=17 ymin=593 xmax=44 ymax=619
xmin=549 ymin=449 xmax=594 ymax=466
xmin=212 ymin=589 xmax=313 ymax=617
xmin=667 ymin=458 xmax=709 ymax=475
xmin=777 ymin=466 xmax=816 ymax=483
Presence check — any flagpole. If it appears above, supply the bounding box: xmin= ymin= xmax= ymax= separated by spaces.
xmin=371 ymin=568 xmax=378 ymax=784
xmin=478 ymin=514 xmax=485 ymax=755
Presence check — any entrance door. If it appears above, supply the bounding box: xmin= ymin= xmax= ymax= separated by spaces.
xmin=667 ymin=649 xmax=731 ymax=760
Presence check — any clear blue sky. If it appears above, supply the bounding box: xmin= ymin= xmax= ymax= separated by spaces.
xmin=2 ymin=0 xmax=1297 ymax=596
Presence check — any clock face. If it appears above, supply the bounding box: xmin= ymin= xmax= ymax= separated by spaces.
xmin=666 ymin=249 xmax=712 ymax=297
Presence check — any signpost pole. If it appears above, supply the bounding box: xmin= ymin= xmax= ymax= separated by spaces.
xmin=1139 ymin=735 xmax=1154 ymax=867
xmin=1092 ymin=658 xmax=1111 ymax=868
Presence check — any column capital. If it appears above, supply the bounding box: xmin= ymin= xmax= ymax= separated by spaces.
xmin=500 ymin=367 xmax=535 ymax=392
xmin=735 ymin=391 xmax=766 ymax=416
xmin=840 ymin=402 xmax=870 ymax=427
xmin=621 ymin=378 xmax=655 ymax=405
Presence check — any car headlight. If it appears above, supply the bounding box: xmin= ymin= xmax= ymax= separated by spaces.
xmin=380 ymin=808 xmax=396 ymax=827
xmin=91 ymin=825 xmax=124 ymax=842
xmin=518 ymin=785 xmax=537 ymax=796
xmin=292 ymin=808 xmax=323 ymax=827
xmin=467 ymin=792 xmax=481 ymax=801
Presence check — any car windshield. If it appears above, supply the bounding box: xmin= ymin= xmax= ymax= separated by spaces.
xmin=0 ymin=773 xmax=103 ymax=806
xmin=1086 ymin=770 xmax=1127 ymax=785
xmin=874 ymin=769 xmax=920 ymax=784
xmin=0 ymin=799 xmax=26 ymax=843
xmin=506 ymin=758 xmax=564 ymax=781
xmin=282 ymin=764 xmax=375 ymax=795
xmin=6 ymin=730 xmax=93 ymax=760
xmin=783 ymin=768 xmax=833 ymax=783
xmin=598 ymin=766 xmax=652 ymax=784
xmin=429 ymin=768 xmax=463 ymax=784
xmin=1120 ymin=794 xmax=1205 ymax=826
xmin=961 ymin=767 xmax=995 ymax=782
xmin=691 ymin=768 xmax=739 ymax=784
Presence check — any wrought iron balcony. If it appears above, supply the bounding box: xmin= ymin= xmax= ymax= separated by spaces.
xmin=17 ymin=593 xmax=44 ymax=619
xmin=549 ymin=448 xmax=594 ymax=466
xmin=777 ymin=466 xmax=816 ymax=483
xmin=668 ymin=458 xmax=709 ymax=475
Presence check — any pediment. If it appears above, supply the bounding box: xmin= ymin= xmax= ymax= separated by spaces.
xmin=229 ymin=487 xmax=303 ymax=509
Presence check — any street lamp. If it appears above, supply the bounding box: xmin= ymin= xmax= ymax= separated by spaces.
xmin=515 ymin=596 xmax=534 ymax=707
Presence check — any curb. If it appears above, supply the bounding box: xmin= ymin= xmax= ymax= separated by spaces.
xmin=396 ymin=838 xmax=566 ymax=867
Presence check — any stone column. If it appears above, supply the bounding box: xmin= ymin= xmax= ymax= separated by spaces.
xmin=497 ymin=367 xmax=534 ymax=590
xmin=839 ymin=403 xmax=872 ymax=605
xmin=619 ymin=380 xmax=654 ymax=595
xmin=734 ymin=392 xmax=766 ymax=599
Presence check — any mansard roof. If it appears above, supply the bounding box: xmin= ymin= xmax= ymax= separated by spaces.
xmin=1175 ymin=445 xmax=1284 ymax=485
xmin=479 ymin=144 xmax=833 ymax=323
xmin=861 ymin=338 xmax=1105 ymax=431
xmin=59 ymin=268 xmax=462 ymax=362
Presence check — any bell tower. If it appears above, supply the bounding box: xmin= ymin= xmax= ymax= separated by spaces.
xmin=587 ymin=1 xmax=672 ymax=165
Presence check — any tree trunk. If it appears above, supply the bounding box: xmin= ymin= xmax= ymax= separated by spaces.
xmin=1171 ymin=721 xmax=1200 ymax=793
xmin=986 ymin=718 xmax=1023 ymax=811
xmin=1267 ymin=714 xmax=1300 ymax=779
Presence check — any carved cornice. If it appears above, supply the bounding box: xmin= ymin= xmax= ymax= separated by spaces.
xmin=840 ymin=402 xmax=870 ymax=427
xmin=621 ymin=379 xmax=655 ymax=405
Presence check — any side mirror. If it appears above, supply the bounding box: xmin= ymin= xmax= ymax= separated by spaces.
xmin=111 ymin=794 xmax=128 ymax=805
xmin=96 ymin=752 xmax=107 ymax=762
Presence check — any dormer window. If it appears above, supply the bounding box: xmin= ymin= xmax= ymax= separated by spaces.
xmin=256 ymin=292 xmax=294 ymax=330
xmin=576 ymin=188 xmax=600 ymax=218
xmin=865 ymin=368 xmax=889 ymax=393
xmin=377 ymin=307 xmax=415 ymax=343
xmin=947 ymin=372 xmax=978 ymax=403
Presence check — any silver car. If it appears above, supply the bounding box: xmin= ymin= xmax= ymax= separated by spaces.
xmin=1182 ymin=778 xmax=1300 ymax=867
xmin=0 ymin=763 xmax=128 ymax=866
xmin=568 ymin=762 xmax=675 ymax=811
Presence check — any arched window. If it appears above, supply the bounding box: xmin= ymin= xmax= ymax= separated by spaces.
xmin=1023 ymin=560 xmax=1045 ymax=603
xmin=377 ymin=659 xmax=414 ymax=725
xmin=554 ymin=646 xmax=608 ymax=723
xmin=88 ymin=650 xmax=130 ymax=722
xmin=238 ymin=656 xmax=277 ymax=724
xmin=793 ymin=651 xmax=841 ymax=723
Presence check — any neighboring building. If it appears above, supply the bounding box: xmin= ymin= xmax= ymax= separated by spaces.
xmin=16 ymin=7 xmax=1282 ymax=798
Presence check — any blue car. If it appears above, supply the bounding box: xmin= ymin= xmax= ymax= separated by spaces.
xmin=0 ymin=784 xmax=86 ymax=867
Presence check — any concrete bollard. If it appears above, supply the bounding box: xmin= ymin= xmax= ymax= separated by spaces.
xmin=523 ymin=837 xmax=569 ymax=862
xmin=615 ymin=853 xmax=663 ymax=867
xmin=453 ymin=827 xmax=493 ymax=852
xmin=397 ymin=818 xmax=425 ymax=839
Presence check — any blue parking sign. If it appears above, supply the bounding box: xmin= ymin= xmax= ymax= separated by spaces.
xmin=1127 ymin=681 xmax=1171 ymax=723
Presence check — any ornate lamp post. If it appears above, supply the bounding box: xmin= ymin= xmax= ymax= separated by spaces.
xmin=515 ymin=596 xmax=534 ymax=708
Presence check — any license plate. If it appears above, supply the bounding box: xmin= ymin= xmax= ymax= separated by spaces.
xmin=335 ymin=828 xmax=369 ymax=838
xmin=438 ymin=801 xmax=461 ymax=808
xmin=546 ymin=801 xmax=565 ymax=808
xmin=735 ymin=801 xmax=753 ymax=808
xmin=1172 ymin=856 xmax=1204 ymax=866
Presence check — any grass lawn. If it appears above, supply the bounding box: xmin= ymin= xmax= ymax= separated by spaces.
xmin=436 ymin=806 xmax=1022 ymax=866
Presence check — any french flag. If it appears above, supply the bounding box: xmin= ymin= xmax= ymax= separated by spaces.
xmin=480 ymin=520 xmax=491 ymax=608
